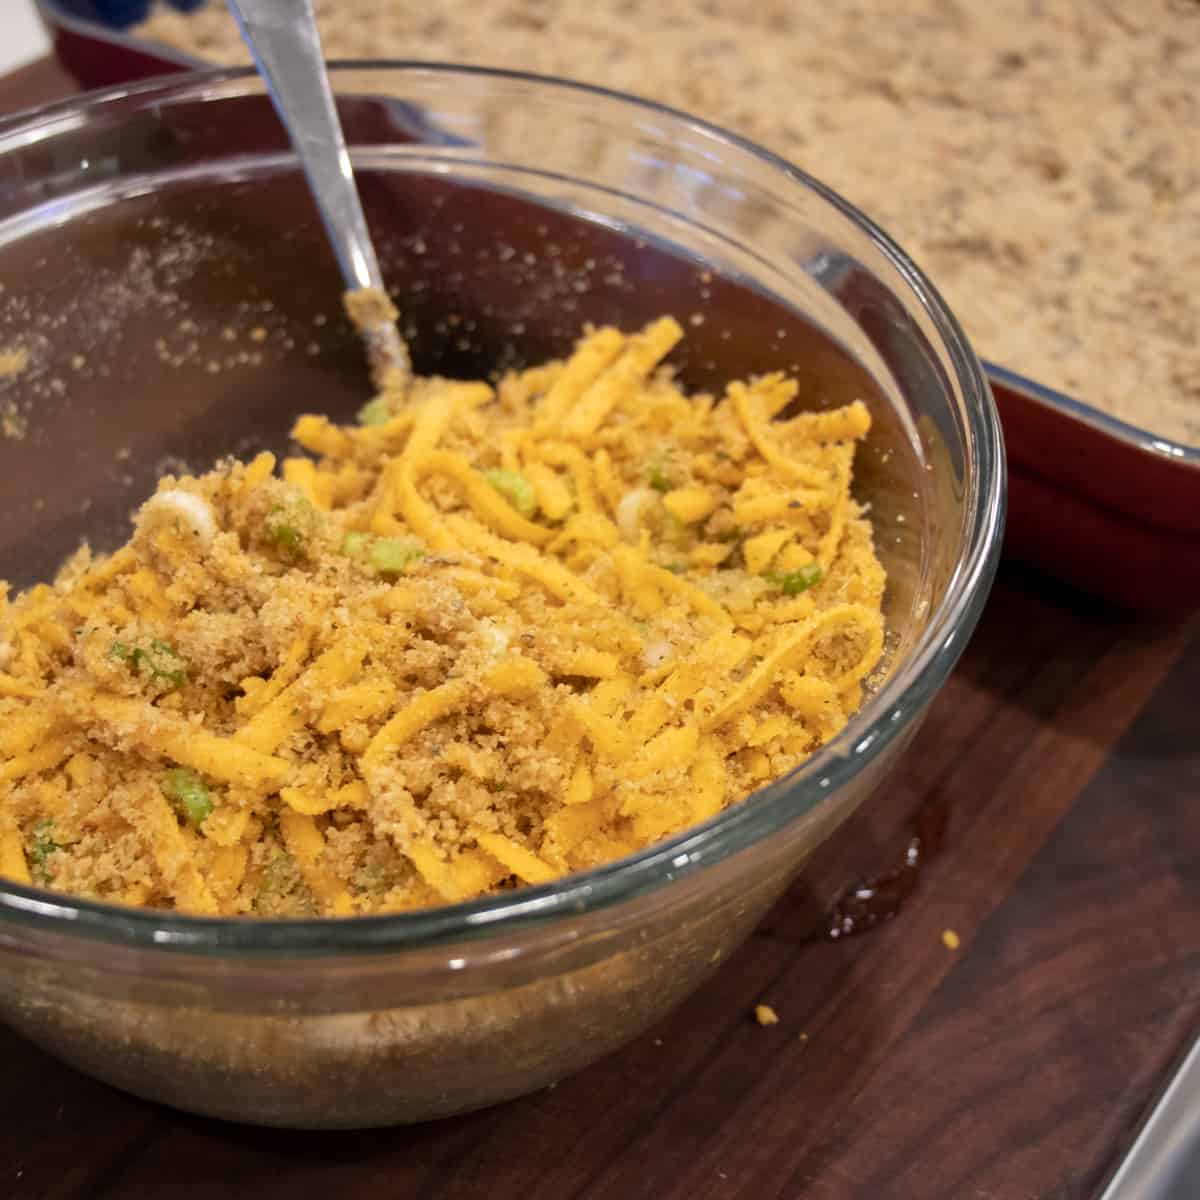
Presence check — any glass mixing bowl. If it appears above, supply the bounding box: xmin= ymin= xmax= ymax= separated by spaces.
xmin=0 ymin=64 xmax=1004 ymax=1128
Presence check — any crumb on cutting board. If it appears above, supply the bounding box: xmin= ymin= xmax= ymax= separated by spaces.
xmin=755 ymin=1004 xmax=780 ymax=1027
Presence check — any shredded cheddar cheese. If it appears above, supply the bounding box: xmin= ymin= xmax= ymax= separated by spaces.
xmin=0 ymin=320 xmax=885 ymax=916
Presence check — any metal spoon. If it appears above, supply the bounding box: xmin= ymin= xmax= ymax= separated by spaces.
xmin=228 ymin=0 xmax=411 ymax=391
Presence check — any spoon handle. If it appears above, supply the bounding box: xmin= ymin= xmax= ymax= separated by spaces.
xmin=229 ymin=0 xmax=380 ymax=291
xmin=228 ymin=0 xmax=410 ymax=384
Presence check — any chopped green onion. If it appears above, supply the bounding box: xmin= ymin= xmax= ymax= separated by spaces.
xmin=484 ymin=469 xmax=538 ymax=518
xmin=265 ymin=501 xmax=310 ymax=556
xmin=368 ymin=537 xmax=423 ymax=577
xmin=108 ymin=640 xmax=131 ymax=661
xmin=357 ymin=395 xmax=393 ymax=426
xmin=268 ymin=522 xmax=303 ymax=554
xmin=273 ymin=525 xmax=302 ymax=551
xmin=663 ymin=563 xmax=687 ymax=575
xmin=647 ymin=465 xmax=673 ymax=492
xmin=341 ymin=532 xmax=423 ymax=576
xmin=766 ymin=564 xmax=823 ymax=595
xmin=165 ymin=767 xmax=213 ymax=826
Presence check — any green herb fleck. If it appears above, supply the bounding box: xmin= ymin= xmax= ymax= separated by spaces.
xmin=766 ymin=564 xmax=823 ymax=595
xmin=662 ymin=511 xmax=690 ymax=549
xmin=257 ymin=851 xmax=293 ymax=901
xmin=112 ymin=638 xmax=185 ymax=689
xmin=341 ymin=531 xmax=370 ymax=559
xmin=484 ymin=469 xmax=538 ymax=518
xmin=368 ymin=537 xmax=424 ymax=577
xmin=137 ymin=640 xmax=186 ymax=688
xmin=357 ymin=395 xmax=393 ymax=426
xmin=663 ymin=563 xmax=687 ymax=575
xmin=164 ymin=767 xmax=213 ymax=826
xmin=29 ymin=819 xmax=59 ymax=883
xmin=265 ymin=499 xmax=313 ymax=557
xmin=266 ymin=505 xmax=304 ymax=554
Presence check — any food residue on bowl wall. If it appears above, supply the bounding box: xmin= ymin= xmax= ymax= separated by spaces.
xmin=0 ymin=348 xmax=28 ymax=378
xmin=0 ymin=347 xmax=30 ymax=440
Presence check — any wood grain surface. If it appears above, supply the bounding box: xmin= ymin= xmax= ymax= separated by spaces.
xmin=2 ymin=58 xmax=1198 ymax=1200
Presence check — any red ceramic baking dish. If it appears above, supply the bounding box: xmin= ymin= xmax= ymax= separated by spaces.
xmin=30 ymin=0 xmax=1200 ymax=612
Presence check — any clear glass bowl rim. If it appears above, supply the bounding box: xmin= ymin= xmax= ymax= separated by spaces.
xmin=0 ymin=61 xmax=1006 ymax=957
